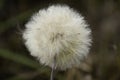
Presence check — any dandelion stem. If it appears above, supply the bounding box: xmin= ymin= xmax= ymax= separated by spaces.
xmin=50 ymin=65 xmax=55 ymax=80
xmin=50 ymin=56 xmax=56 ymax=80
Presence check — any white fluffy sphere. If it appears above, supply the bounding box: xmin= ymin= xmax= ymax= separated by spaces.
xmin=23 ymin=5 xmax=92 ymax=70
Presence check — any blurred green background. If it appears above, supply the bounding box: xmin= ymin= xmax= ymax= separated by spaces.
xmin=0 ymin=0 xmax=120 ymax=80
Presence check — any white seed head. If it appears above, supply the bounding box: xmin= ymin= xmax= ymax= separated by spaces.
xmin=23 ymin=5 xmax=92 ymax=70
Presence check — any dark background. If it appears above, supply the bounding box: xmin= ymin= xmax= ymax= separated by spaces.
xmin=0 ymin=0 xmax=120 ymax=80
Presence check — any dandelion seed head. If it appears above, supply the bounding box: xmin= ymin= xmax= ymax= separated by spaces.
xmin=23 ymin=5 xmax=92 ymax=70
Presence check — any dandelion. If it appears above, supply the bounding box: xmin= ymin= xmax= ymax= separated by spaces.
xmin=23 ymin=4 xmax=92 ymax=80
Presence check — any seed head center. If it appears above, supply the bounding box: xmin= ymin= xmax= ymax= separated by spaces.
xmin=50 ymin=33 xmax=64 ymax=42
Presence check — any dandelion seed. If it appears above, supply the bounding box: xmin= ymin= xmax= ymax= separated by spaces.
xmin=23 ymin=4 xmax=92 ymax=70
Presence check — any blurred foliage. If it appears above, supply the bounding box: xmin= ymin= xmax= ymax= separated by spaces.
xmin=0 ymin=49 xmax=40 ymax=69
xmin=0 ymin=0 xmax=120 ymax=80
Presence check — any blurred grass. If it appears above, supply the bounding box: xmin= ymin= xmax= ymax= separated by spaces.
xmin=0 ymin=0 xmax=4 ymax=9
xmin=7 ymin=71 xmax=41 ymax=80
xmin=0 ymin=49 xmax=40 ymax=69
xmin=0 ymin=49 xmax=51 ymax=80
xmin=0 ymin=6 xmax=39 ymax=34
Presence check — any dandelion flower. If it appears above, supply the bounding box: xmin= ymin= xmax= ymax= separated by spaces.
xmin=23 ymin=5 xmax=92 ymax=70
